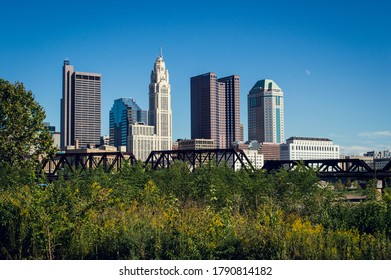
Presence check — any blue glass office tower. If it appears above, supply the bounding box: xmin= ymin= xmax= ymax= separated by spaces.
xmin=109 ymin=98 xmax=147 ymax=147
xmin=248 ymin=79 xmax=284 ymax=144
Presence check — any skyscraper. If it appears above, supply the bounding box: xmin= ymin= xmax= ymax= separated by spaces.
xmin=109 ymin=98 xmax=147 ymax=148
xmin=217 ymin=75 xmax=241 ymax=148
xmin=248 ymin=79 xmax=284 ymax=144
xmin=190 ymin=73 xmax=240 ymax=149
xmin=128 ymin=53 xmax=172 ymax=160
xmin=61 ymin=60 xmax=101 ymax=149
xmin=148 ymin=53 xmax=172 ymax=150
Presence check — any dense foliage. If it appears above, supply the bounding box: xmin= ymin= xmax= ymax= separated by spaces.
xmin=1 ymin=162 xmax=391 ymax=260
xmin=0 ymin=79 xmax=55 ymax=166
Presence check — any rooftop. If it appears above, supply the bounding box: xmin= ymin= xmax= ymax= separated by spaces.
xmin=287 ymin=137 xmax=332 ymax=142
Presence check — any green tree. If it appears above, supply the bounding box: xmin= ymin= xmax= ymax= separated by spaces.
xmin=0 ymin=79 xmax=55 ymax=166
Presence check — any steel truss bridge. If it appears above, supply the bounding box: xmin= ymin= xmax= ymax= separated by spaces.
xmin=40 ymin=151 xmax=136 ymax=180
xmin=39 ymin=149 xmax=391 ymax=183
xmin=39 ymin=149 xmax=254 ymax=179
xmin=145 ymin=149 xmax=254 ymax=171
xmin=262 ymin=158 xmax=391 ymax=181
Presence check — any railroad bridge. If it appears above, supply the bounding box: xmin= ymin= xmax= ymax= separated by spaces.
xmin=39 ymin=149 xmax=391 ymax=185
xmin=262 ymin=158 xmax=391 ymax=188
xmin=39 ymin=149 xmax=254 ymax=180
xmin=40 ymin=150 xmax=136 ymax=180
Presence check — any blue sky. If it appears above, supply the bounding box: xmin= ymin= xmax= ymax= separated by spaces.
xmin=1 ymin=0 xmax=390 ymax=155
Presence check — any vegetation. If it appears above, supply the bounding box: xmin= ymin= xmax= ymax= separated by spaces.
xmin=1 ymin=78 xmax=390 ymax=259
xmin=1 ymin=161 xmax=391 ymax=260
xmin=0 ymin=79 xmax=55 ymax=167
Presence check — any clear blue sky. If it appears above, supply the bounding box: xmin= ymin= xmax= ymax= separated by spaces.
xmin=1 ymin=0 xmax=390 ymax=155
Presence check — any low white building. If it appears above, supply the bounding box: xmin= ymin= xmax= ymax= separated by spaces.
xmin=128 ymin=123 xmax=158 ymax=161
xmin=178 ymin=138 xmax=215 ymax=150
xmin=239 ymin=149 xmax=264 ymax=170
xmin=280 ymin=137 xmax=339 ymax=160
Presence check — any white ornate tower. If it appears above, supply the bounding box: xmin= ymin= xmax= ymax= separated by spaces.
xmin=148 ymin=51 xmax=172 ymax=150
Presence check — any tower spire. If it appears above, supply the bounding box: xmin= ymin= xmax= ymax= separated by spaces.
xmin=160 ymin=47 xmax=163 ymax=58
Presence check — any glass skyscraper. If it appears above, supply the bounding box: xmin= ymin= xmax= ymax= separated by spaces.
xmin=248 ymin=79 xmax=284 ymax=144
xmin=109 ymin=98 xmax=147 ymax=148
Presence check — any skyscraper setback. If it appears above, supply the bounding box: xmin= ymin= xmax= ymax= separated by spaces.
xmin=248 ymin=79 xmax=284 ymax=144
xmin=190 ymin=73 xmax=240 ymax=149
xmin=148 ymin=54 xmax=172 ymax=150
xmin=61 ymin=60 xmax=101 ymax=149
xmin=128 ymin=53 xmax=172 ymax=160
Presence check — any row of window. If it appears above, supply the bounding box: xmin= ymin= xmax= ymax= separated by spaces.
xmin=291 ymin=145 xmax=338 ymax=152
xmin=75 ymin=75 xmax=101 ymax=81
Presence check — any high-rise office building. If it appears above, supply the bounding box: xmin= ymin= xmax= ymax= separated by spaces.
xmin=248 ymin=79 xmax=284 ymax=144
xmin=61 ymin=60 xmax=101 ymax=149
xmin=190 ymin=73 xmax=240 ymax=149
xmin=217 ymin=75 xmax=241 ymax=148
xmin=148 ymin=54 xmax=172 ymax=150
xmin=109 ymin=98 xmax=147 ymax=148
xmin=128 ymin=53 xmax=172 ymax=160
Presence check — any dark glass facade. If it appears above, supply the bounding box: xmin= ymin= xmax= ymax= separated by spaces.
xmin=109 ymin=98 xmax=147 ymax=147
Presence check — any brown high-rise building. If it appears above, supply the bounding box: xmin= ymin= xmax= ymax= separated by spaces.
xmin=217 ymin=75 xmax=241 ymax=148
xmin=61 ymin=60 xmax=101 ymax=149
xmin=190 ymin=73 xmax=240 ymax=149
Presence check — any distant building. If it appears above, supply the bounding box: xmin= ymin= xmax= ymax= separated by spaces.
xmin=239 ymin=123 xmax=244 ymax=142
xmin=364 ymin=150 xmax=391 ymax=170
xmin=232 ymin=141 xmax=264 ymax=170
xmin=248 ymin=79 xmax=284 ymax=144
xmin=128 ymin=123 xmax=157 ymax=161
xmin=280 ymin=137 xmax=340 ymax=160
xmin=109 ymin=98 xmax=147 ymax=148
xmin=52 ymin=132 xmax=61 ymax=148
xmin=259 ymin=142 xmax=281 ymax=160
xmin=364 ymin=150 xmax=391 ymax=159
xmin=178 ymin=139 xmax=215 ymax=150
xmin=172 ymin=140 xmax=179 ymax=150
xmin=43 ymin=122 xmax=56 ymax=134
xmin=190 ymin=73 xmax=241 ymax=149
xmin=100 ymin=135 xmax=110 ymax=146
xmin=237 ymin=149 xmax=264 ymax=170
xmin=61 ymin=60 xmax=101 ymax=149
xmin=44 ymin=122 xmax=60 ymax=148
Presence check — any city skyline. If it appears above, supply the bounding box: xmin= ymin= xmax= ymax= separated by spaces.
xmin=1 ymin=1 xmax=390 ymax=155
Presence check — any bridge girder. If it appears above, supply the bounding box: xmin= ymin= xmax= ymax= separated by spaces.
xmin=40 ymin=151 xmax=136 ymax=180
xmin=145 ymin=149 xmax=255 ymax=171
xmin=262 ymin=159 xmax=391 ymax=180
